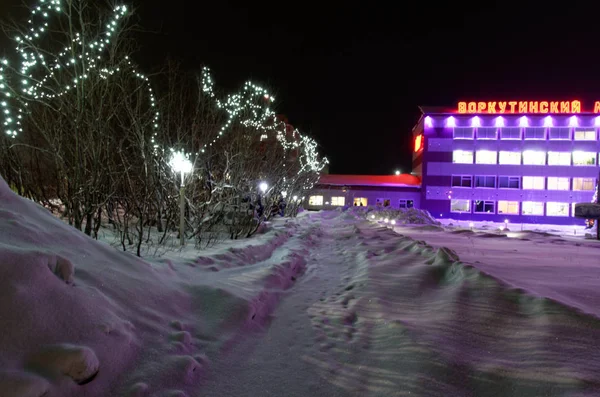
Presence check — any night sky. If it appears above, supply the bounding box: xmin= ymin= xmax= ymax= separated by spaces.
xmin=2 ymin=1 xmax=600 ymax=174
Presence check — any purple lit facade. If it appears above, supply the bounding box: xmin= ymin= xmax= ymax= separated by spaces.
xmin=415 ymin=108 xmax=600 ymax=225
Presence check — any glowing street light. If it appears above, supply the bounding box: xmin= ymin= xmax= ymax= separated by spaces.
xmin=169 ymin=150 xmax=193 ymax=246
xmin=395 ymin=170 xmax=401 ymax=175
xmin=259 ymin=182 xmax=268 ymax=193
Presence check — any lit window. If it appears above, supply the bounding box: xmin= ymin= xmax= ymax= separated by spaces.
xmin=573 ymin=151 xmax=596 ymax=166
xmin=500 ymin=128 xmax=521 ymax=140
xmin=522 ymin=151 xmax=546 ymax=165
xmin=309 ymin=195 xmax=323 ymax=206
xmin=453 ymin=150 xmax=473 ymax=164
xmin=475 ymin=150 xmax=497 ymax=164
xmin=524 ymin=128 xmax=546 ymax=140
xmin=331 ymin=196 xmax=345 ymax=206
xmin=522 ymin=176 xmax=545 ymax=190
xmin=498 ymin=201 xmax=519 ymax=215
xmin=546 ymin=202 xmax=569 ymax=216
xmin=498 ymin=176 xmax=520 ymax=189
xmin=475 ymin=175 xmax=496 ymax=188
xmin=547 ymin=152 xmax=571 ymax=166
xmin=476 ymin=128 xmax=497 ymax=139
xmin=450 ymin=199 xmax=470 ymax=213
xmin=353 ymin=197 xmax=367 ymax=206
xmin=573 ymin=178 xmax=596 ymax=191
xmin=498 ymin=151 xmax=521 ymax=165
xmin=453 ymin=128 xmax=474 ymax=139
xmin=548 ymin=128 xmax=571 ymax=140
xmin=574 ymin=129 xmax=596 ymax=140
xmin=522 ymin=201 xmax=544 ymax=215
xmin=451 ymin=175 xmax=473 ymax=188
xmin=398 ymin=199 xmax=414 ymax=208
xmin=547 ymin=177 xmax=569 ymax=190
xmin=376 ymin=198 xmax=391 ymax=207
xmin=473 ymin=200 xmax=495 ymax=213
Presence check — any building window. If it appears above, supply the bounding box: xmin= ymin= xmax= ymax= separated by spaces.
xmin=573 ymin=151 xmax=596 ymax=166
xmin=547 ymin=152 xmax=571 ymax=166
xmin=475 ymin=150 xmax=497 ymax=164
xmin=548 ymin=128 xmax=571 ymax=140
xmin=546 ymin=202 xmax=569 ymax=216
xmin=498 ymin=151 xmax=521 ymax=165
xmin=473 ymin=200 xmax=495 ymax=213
xmin=498 ymin=201 xmax=519 ymax=215
xmin=522 ymin=201 xmax=544 ymax=215
xmin=522 ymin=176 xmax=545 ymax=190
xmin=453 ymin=127 xmax=474 ymax=139
xmin=573 ymin=178 xmax=596 ymax=191
xmin=524 ymin=128 xmax=546 ymax=140
xmin=331 ymin=197 xmax=345 ymax=206
xmin=475 ymin=175 xmax=496 ymax=188
xmin=547 ymin=177 xmax=570 ymax=190
xmin=498 ymin=176 xmax=521 ymax=189
xmin=476 ymin=128 xmax=498 ymax=139
xmin=500 ymin=128 xmax=522 ymax=140
xmin=450 ymin=199 xmax=470 ymax=213
xmin=453 ymin=150 xmax=473 ymax=164
xmin=376 ymin=198 xmax=391 ymax=207
xmin=451 ymin=175 xmax=473 ymax=188
xmin=522 ymin=150 xmax=546 ymax=165
xmin=399 ymin=199 xmax=414 ymax=208
xmin=309 ymin=195 xmax=323 ymax=206
xmin=353 ymin=197 xmax=367 ymax=206
xmin=574 ymin=129 xmax=596 ymax=140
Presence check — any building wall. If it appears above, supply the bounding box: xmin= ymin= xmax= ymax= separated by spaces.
xmin=306 ymin=185 xmax=421 ymax=211
xmin=420 ymin=114 xmax=600 ymax=225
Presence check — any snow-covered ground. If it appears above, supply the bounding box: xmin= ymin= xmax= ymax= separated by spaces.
xmin=3 ymin=176 xmax=600 ymax=396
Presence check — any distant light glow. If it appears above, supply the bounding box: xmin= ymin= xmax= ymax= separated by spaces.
xmin=471 ymin=116 xmax=481 ymax=127
xmin=569 ymin=115 xmax=578 ymax=127
xmin=395 ymin=170 xmax=400 ymax=175
xmin=259 ymin=182 xmax=268 ymax=193
xmin=446 ymin=116 xmax=456 ymax=128
xmin=543 ymin=115 xmax=553 ymax=127
xmin=494 ymin=116 xmax=504 ymax=128
xmin=519 ymin=116 xmax=528 ymax=127
xmin=424 ymin=116 xmax=433 ymax=128
xmin=595 ymin=116 xmax=600 ymax=127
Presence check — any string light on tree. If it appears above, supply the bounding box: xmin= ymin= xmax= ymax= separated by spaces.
xmin=0 ymin=0 xmax=160 ymax=143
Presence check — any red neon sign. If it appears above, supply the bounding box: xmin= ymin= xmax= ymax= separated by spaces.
xmin=414 ymin=134 xmax=423 ymax=152
xmin=457 ymin=100 xmax=600 ymax=114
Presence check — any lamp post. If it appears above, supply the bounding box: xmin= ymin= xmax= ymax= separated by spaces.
xmin=169 ymin=150 xmax=193 ymax=246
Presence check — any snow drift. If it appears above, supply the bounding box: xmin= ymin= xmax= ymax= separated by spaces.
xmin=0 ymin=176 xmax=307 ymax=396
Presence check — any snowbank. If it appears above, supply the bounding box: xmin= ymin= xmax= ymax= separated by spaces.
xmin=0 ymin=176 xmax=307 ymax=396
xmin=346 ymin=206 xmax=441 ymax=225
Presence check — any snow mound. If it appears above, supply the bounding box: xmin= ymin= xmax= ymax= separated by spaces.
xmin=348 ymin=206 xmax=441 ymax=225
xmin=0 ymin=175 xmax=313 ymax=396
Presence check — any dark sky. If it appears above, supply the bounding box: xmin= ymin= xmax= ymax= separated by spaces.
xmin=2 ymin=1 xmax=600 ymax=174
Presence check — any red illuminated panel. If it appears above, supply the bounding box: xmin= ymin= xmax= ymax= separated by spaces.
xmin=414 ymin=134 xmax=423 ymax=152
xmin=456 ymin=100 xmax=594 ymax=114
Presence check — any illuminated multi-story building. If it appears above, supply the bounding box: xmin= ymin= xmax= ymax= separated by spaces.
xmin=308 ymin=100 xmax=599 ymax=225
xmin=414 ymin=100 xmax=600 ymax=225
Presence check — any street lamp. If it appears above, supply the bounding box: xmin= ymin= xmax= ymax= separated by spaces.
xmin=169 ymin=150 xmax=193 ymax=246
xmin=395 ymin=170 xmax=401 ymax=176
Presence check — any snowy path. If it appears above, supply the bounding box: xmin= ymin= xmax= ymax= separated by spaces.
xmin=202 ymin=213 xmax=356 ymax=396
xmin=197 ymin=213 xmax=600 ymax=397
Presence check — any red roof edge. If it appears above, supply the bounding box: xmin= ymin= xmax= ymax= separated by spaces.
xmin=316 ymin=174 xmax=422 ymax=188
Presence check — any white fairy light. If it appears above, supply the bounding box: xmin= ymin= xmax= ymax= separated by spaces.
xmin=0 ymin=1 xmax=159 ymax=141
